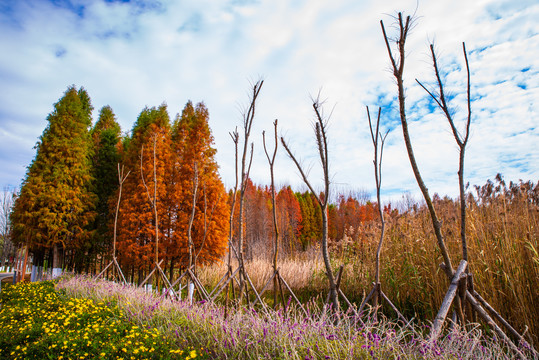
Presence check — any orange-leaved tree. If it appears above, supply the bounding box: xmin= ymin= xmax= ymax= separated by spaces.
xmin=276 ymin=186 xmax=302 ymax=255
xmin=116 ymin=105 xmax=172 ymax=275
xmin=171 ymin=101 xmax=229 ymax=268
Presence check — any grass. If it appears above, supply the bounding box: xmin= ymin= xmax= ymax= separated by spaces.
xmin=51 ymin=275 xmax=534 ymax=359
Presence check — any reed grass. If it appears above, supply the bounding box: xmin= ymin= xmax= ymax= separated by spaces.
xmin=195 ymin=179 xmax=538 ymax=346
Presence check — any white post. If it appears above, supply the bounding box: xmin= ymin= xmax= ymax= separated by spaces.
xmin=52 ymin=268 xmax=62 ymax=278
xmin=31 ymin=265 xmax=38 ymax=282
xmin=188 ymin=281 xmax=195 ymax=304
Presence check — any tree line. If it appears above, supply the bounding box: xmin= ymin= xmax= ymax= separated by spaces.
xmin=8 ymin=86 xmax=228 ymax=280
xmin=5 ymin=85 xmax=383 ymax=281
xmin=236 ymin=179 xmax=387 ymax=260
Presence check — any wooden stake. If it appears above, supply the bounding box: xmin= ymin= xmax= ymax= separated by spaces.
xmin=431 ymin=259 xmax=467 ymax=341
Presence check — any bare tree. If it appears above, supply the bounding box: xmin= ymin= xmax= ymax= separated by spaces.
xmin=0 ymin=187 xmax=16 ymax=268
xmin=368 ymin=107 xmax=388 ymax=314
xmin=187 ymin=162 xmax=199 ymax=272
xmin=263 ymin=120 xmax=280 ymax=307
xmin=138 ymin=135 xmax=174 ymax=294
xmin=253 ymin=120 xmax=308 ymax=315
xmin=210 ymin=80 xmax=266 ymax=311
xmin=237 ymin=80 xmax=262 ymax=299
xmin=95 ymin=164 xmax=129 ymax=284
xmin=381 ymin=13 xmax=535 ymax=356
xmin=193 ymin=184 xmax=221 ymax=270
xmin=416 ymin=43 xmax=472 ymax=262
xmin=380 ymin=14 xmax=454 ymax=281
xmin=281 ymin=96 xmax=339 ymax=308
xmin=355 ymin=107 xmax=412 ymax=326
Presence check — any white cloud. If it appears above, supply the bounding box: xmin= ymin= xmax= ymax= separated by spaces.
xmin=0 ymin=0 xmax=537 ymax=203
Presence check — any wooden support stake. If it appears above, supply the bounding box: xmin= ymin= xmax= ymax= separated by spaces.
xmin=380 ymin=291 xmax=407 ymax=325
xmin=243 ymin=269 xmax=268 ymax=313
xmin=113 ymin=257 xmax=127 ymax=285
xmin=338 ymin=288 xmax=359 ymax=318
xmin=277 ymin=273 xmax=287 ymax=312
xmin=430 ymin=259 xmax=467 ymax=341
xmin=467 ymin=273 xmax=477 ymax=323
xmin=279 ymin=273 xmax=309 ymax=317
xmin=358 ymin=284 xmax=377 ymax=315
xmin=253 ymin=270 xmax=278 ymax=306
xmin=187 ymin=268 xmax=210 ymax=300
xmin=465 ymin=290 xmax=527 ymax=359
xmin=473 ymin=290 xmax=535 ymax=353
xmin=211 ymin=267 xmax=241 ymax=301
xmin=139 ymin=259 xmax=164 ymax=288
xmin=96 ymin=260 xmax=114 ymax=279
xmin=325 ymin=265 xmax=344 ymax=307
xmin=209 ymin=269 xmax=234 ymax=298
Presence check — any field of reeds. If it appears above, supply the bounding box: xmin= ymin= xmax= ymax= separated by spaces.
xmin=198 ymin=178 xmax=539 ymax=347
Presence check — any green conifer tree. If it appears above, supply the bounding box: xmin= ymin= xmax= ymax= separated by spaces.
xmin=88 ymin=106 xmax=122 ymax=271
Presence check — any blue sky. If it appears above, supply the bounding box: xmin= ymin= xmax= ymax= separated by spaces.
xmin=0 ymin=0 xmax=537 ymax=203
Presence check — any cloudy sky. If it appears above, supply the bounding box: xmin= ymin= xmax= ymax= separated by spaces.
xmin=0 ymin=0 xmax=537 ymax=203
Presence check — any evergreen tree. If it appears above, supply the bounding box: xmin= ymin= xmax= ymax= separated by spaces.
xmin=10 ymin=86 xmax=96 ymax=275
xmin=89 ymin=106 xmax=122 ymax=270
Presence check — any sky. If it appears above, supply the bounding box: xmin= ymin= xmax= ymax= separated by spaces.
xmin=0 ymin=0 xmax=537 ymax=203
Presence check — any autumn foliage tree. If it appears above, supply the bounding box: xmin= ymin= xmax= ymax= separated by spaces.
xmin=276 ymin=186 xmax=302 ymax=254
xmin=171 ymin=101 xmax=229 ymax=268
xmin=114 ymin=102 xmax=228 ymax=283
xmin=10 ymin=86 xmax=96 ymax=275
xmin=115 ymin=104 xmax=172 ymax=277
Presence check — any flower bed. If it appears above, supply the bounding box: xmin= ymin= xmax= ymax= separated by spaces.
xmin=0 ymin=281 xmax=204 ymax=359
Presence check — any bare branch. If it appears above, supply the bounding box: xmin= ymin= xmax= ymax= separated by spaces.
xmin=187 ymin=162 xmax=199 ymax=269
xmin=280 ymin=138 xmax=320 ymax=206
xmin=381 ymin=12 xmax=454 ymax=278
xmin=281 ymin=97 xmax=337 ymax=308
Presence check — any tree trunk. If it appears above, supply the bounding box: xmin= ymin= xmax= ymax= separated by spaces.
xmin=52 ymin=243 xmax=63 ymax=278
xmin=322 ymin=207 xmax=338 ymax=307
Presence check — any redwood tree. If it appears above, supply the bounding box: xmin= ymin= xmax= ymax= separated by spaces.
xmin=116 ymin=105 xmax=172 ymax=274
xmin=171 ymin=101 xmax=229 ymax=267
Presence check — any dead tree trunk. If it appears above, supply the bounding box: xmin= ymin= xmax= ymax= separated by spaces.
xmin=96 ymin=164 xmax=129 ymax=284
xmin=281 ymin=95 xmax=338 ymax=308
xmin=416 ymin=43 xmax=472 ymax=263
xmin=263 ymin=120 xmax=280 ymax=307
xmin=366 ymin=106 xmax=389 ymax=316
xmin=380 ymin=14 xmax=454 ymax=281
xmin=237 ymin=80 xmax=263 ymax=303
xmin=381 ymin=13 xmax=536 ymax=356
xmin=138 ymin=135 xmax=174 ymax=294
xmin=214 ymin=80 xmax=265 ymax=310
